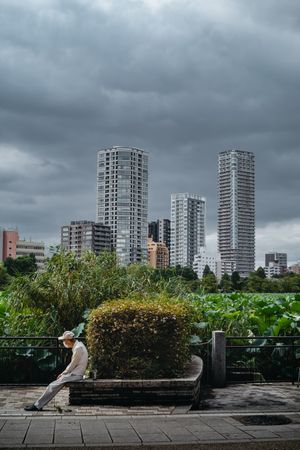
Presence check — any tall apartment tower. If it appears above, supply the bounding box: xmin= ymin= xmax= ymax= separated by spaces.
xmin=158 ymin=218 xmax=171 ymax=251
xmin=218 ymin=150 xmax=255 ymax=277
xmin=148 ymin=219 xmax=171 ymax=251
xmin=96 ymin=147 xmax=149 ymax=266
xmin=148 ymin=221 xmax=159 ymax=242
xmin=170 ymin=193 xmax=206 ymax=268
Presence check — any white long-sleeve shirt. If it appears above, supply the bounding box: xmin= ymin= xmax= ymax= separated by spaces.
xmin=62 ymin=340 xmax=88 ymax=376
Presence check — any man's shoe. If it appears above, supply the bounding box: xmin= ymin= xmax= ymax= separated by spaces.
xmin=24 ymin=404 xmax=42 ymax=411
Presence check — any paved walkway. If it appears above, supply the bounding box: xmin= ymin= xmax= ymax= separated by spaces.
xmin=0 ymin=412 xmax=300 ymax=448
xmin=199 ymin=383 xmax=300 ymax=413
xmin=0 ymin=386 xmax=178 ymax=416
xmin=1 ymin=383 xmax=299 ymax=416
xmin=0 ymin=384 xmax=299 ymax=448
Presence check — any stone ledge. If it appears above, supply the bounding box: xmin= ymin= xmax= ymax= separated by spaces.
xmin=69 ymin=355 xmax=203 ymax=407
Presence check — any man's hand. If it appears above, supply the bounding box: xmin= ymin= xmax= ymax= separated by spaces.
xmin=57 ymin=373 xmax=63 ymax=380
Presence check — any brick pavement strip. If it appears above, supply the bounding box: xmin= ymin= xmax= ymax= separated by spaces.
xmin=0 ymin=414 xmax=299 ymax=448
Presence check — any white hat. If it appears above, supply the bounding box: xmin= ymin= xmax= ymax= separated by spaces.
xmin=58 ymin=331 xmax=75 ymax=340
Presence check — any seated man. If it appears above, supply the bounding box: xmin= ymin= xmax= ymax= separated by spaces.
xmin=24 ymin=331 xmax=88 ymax=411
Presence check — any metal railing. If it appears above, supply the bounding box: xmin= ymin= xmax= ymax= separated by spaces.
xmin=1 ymin=334 xmax=299 ymax=385
xmin=0 ymin=336 xmax=85 ymax=385
xmin=226 ymin=335 xmax=300 ymax=383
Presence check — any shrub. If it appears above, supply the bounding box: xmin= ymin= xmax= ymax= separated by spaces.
xmin=8 ymin=250 xmax=193 ymax=331
xmin=86 ymin=298 xmax=193 ymax=378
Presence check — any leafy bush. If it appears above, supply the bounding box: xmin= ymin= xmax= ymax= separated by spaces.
xmin=86 ymin=297 xmax=193 ymax=378
xmin=0 ymin=264 xmax=10 ymax=288
xmin=8 ymin=250 xmax=193 ymax=331
xmin=4 ymin=254 xmax=37 ymax=276
xmin=189 ymin=292 xmax=300 ymax=342
xmin=0 ymin=291 xmax=58 ymax=336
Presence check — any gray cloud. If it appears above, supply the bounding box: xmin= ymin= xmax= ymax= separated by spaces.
xmin=0 ymin=0 xmax=300 ymax=265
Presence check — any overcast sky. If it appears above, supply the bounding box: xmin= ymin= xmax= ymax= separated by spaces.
xmin=0 ymin=0 xmax=299 ymax=267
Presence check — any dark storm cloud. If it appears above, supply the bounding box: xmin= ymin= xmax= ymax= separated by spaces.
xmin=0 ymin=0 xmax=300 ymax=263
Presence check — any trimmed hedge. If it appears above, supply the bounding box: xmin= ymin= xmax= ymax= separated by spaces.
xmin=86 ymin=298 xmax=193 ymax=378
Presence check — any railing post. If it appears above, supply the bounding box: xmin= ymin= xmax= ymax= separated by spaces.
xmin=212 ymin=330 xmax=226 ymax=387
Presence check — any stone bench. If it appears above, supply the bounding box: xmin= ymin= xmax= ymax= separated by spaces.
xmin=69 ymin=355 xmax=203 ymax=407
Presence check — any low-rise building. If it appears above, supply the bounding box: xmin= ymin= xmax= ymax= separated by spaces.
xmin=0 ymin=228 xmax=44 ymax=270
xmin=264 ymin=261 xmax=281 ymax=278
xmin=2 ymin=229 xmax=19 ymax=259
xmin=61 ymin=220 xmax=111 ymax=258
xmin=147 ymin=237 xmax=169 ymax=269
xmin=193 ymin=247 xmax=217 ymax=279
xmin=265 ymin=252 xmax=287 ymax=274
xmin=289 ymin=262 xmax=300 ymax=274
xmin=16 ymin=239 xmax=45 ymax=271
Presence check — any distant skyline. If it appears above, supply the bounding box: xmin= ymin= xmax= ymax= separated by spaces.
xmin=0 ymin=0 xmax=300 ymax=267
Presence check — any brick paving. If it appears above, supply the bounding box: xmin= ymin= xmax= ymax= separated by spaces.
xmin=0 ymin=384 xmax=299 ymax=448
xmin=0 ymin=413 xmax=299 ymax=448
xmin=0 ymin=386 xmax=177 ymax=416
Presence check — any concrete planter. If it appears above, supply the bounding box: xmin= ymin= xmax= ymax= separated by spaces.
xmin=69 ymin=355 xmax=203 ymax=406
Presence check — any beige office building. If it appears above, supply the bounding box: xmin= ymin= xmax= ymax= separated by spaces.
xmin=16 ymin=239 xmax=45 ymax=271
xmin=147 ymin=237 xmax=169 ymax=269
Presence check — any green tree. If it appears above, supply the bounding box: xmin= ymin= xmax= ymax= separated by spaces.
xmin=256 ymin=267 xmax=266 ymax=279
xmin=231 ymin=271 xmax=242 ymax=291
xmin=4 ymin=254 xmax=37 ymax=276
xmin=246 ymin=274 xmax=264 ymax=292
xmin=175 ymin=265 xmax=198 ymax=280
xmin=219 ymin=273 xmax=233 ymax=292
xmin=201 ymin=272 xmax=218 ymax=293
xmin=0 ymin=264 xmax=10 ymax=288
xmin=9 ymin=250 xmax=193 ymax=330
xmin=202 ymin=265 xmax=212 ymax=277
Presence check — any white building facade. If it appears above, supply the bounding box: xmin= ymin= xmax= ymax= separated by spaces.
xmin=193 ymin=247 xmax=216 ymax=279
xmin=264 ymin=261 xmax=281 ymax=278
xmin=170 ymin=193 xmax=206 ymax=268
xmin=96 ymin=147 xmax=148 ymax=266
xmin=218 ymin=150 xmax=255 ymax=277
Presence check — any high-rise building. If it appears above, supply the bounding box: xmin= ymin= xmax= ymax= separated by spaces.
xmin=218 ymin=150 xmax=255 ymax=277
xmin=265 ymin=252 xmax=287 ymax=273
xmin=193 ymin=247 xmax=216 ymax=279
xmin=170 ymin=193 xmax=206 ymax=268
xmin=96 ymin=147 xmax=149 ymax=266
xmin=16 ymin=240 xmax=45 ymax=271
xmin=148 ymin=219 xmax=171 ymax=251
xmin=158 ymin=218 xmax=171 ymax=251
xmin=61 ymin=220 xmax=111 ymax=258
xmin=147 ymin=237 xmax=169 ymax=269
xmin=148 ymin=221 xmax=158 ymax=242
xmin=0 ymin=228 xmax=3 ymax=262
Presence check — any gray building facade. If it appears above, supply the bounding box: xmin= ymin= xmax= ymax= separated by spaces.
xmin=170 ymin=193 xmax=206 ymax=268
xmin=265 ymin=252 xmax=287 ymax=272
xmin=61 ymin=220 xmax=111 ymax=258
xmin=148 ymin=219 xmax=171 ymax=251
xmin=218 ymin=150 xmax=255 ymax=277
xmin=96 ymin=147 xmax=148 ymax=266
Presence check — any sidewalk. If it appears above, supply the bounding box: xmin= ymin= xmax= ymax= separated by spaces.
xmin=1 ymin=383 xmax=299 ymax=416
xmin=0 ymin=384 xmax=299 ymax=449
xmin=0 ymin=412 xmax=300 ymax=449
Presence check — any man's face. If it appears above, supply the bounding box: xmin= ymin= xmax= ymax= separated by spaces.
xmin=63 ymin=339 xmax=73 ymax=348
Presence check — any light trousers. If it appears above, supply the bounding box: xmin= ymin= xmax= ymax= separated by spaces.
xmin=34 ymin=374 xmax=83 ymax=410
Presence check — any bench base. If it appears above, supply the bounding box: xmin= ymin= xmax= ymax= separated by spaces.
xmin=69 ymin=355 xmax=203 ymax=407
